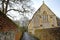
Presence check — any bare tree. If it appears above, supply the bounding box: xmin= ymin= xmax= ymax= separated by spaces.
xmin=0 ymin=0 xmax=34 ymax=21
xmin=1 ymin=0 xmax=34 ymax=14
xmin=0 ymin=0 xmax=34 ymax=28
xmin=2 ymin=0 xmax=9 ymax=14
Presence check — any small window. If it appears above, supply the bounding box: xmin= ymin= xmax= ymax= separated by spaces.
xmin=50 ymin=16 xmax=53 ymax=18
xmin=39 ymin=16 xmax=41 ymax=18
xmin=40 ymin=25 xmax=43 ymax=26
xmin=52 ymin=24 xmax=54 ymax=26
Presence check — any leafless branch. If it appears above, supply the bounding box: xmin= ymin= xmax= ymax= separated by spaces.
xmin=5 ymin=0 xmax=9 ymax=14
xmin=7 ymin=9 xmax=24 ymax=13
xmin=2 ymin=0 xmax=5 ymax=12
xmin=7 ymin=8 xmax=30 ymax=13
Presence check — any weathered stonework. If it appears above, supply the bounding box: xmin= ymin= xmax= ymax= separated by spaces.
xmin=0 ymin=31 xmax=15 ymax=40
xmin=28 ymin=2 xmax=60 ymax=40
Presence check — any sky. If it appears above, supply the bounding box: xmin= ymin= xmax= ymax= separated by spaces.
xmin=5 ymin=0 xmax=60 ymax=21
xmin=32 ymin=0 xmax=60 ymax=18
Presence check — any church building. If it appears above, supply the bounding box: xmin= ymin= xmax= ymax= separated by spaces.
xmin=28 ymin=2 xmax=60 ymax=40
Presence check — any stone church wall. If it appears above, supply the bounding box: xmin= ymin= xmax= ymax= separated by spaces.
xmin=34 ymin=28 xmax=60 ymax=40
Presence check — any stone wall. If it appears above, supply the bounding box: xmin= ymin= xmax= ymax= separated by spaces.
xmin=0 ymin=30 xmax=22 ymax=40
xmin=0 ymin=31 xmax=15 ymax=40
xmin=34 ymin=27 xmax=60 ymax=40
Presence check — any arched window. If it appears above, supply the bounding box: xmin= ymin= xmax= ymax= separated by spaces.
xmin=42 ymin=11 xmax=48 ymax=23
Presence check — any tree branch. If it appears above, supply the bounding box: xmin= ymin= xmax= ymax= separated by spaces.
xmin=5 ymin=0 xmax=9 ymax=14
xmin=2 ymin=0 xmax=5 ymax=13
xmin=7 ymin=9 xmax=24 ymax=13
xmin=7 ymin=9 xmax=30 ymax=13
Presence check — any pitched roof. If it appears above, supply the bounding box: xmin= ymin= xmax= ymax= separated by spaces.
xmin=36 ymin=2 xmax=56 ymax=15
xmin=29 ymin=2 xmax=56 ymax=24
xmin=0 ymin=11 xmax=18 ymax=31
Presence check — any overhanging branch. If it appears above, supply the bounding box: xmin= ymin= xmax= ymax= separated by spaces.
xmin=7 ymin=9 xmax=30 ymax=13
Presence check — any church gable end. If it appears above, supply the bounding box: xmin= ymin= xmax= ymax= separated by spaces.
xmin=28 ymin=1 xmax=60 ymax=40
xmin=28 ymin=2 xmax=59 ymax=34
xmin=28 ymin=2 xmax=57 ymax=29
